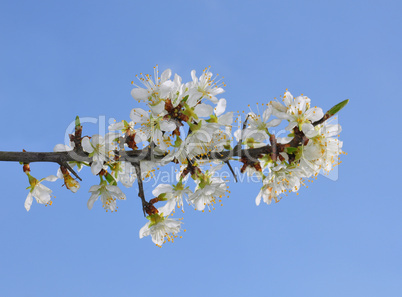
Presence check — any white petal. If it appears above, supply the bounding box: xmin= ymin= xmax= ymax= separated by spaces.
xmin=105 ymin=132 xmax=119 ymax=145
xmin=305 ymin=107 xmax=324 ymax=122
xmin=194 ymin=104 xmax=214 ymax=117
xmin=24 ymin=192 xmax=33 ymax=211
xmin=194 ymin=196 xmax=207 ymax=211
xmin=44 ymin=175 xmax=58 ymax=182
xmin=187 ymin=92 xmax=201 ymax=107
xmin=81 ymin=137 xmax=93 ymax=153
xmin=149 ymin=101 xmax=165 ymax=115
xmin=68 ymin=183 xmax=80 ymax=193
xmin=130 ymin=108 xmax=149 ymax=123
xmin=234 ymin=129 xmax=242 ymax=142
xmin=34 ymin=185 xmax=51 ymax=204
xmin=88 ymin=185 xmax=101 ymax=192
xmin=160 ymin=69 xmax=172 ymax=83
xmin=270 ymin=101 xmax=286 ymax=113
xmin=131 ymin=88 xmax=150 ymax=101
xmin=285 ymin=121 xmax=297 ymax=131
xmin=151 ymin=231 xmax=164 ymax=246
xmin=324 ymin=124 xmax=341 ymax=137
xmin=91 ymin=161 xmax=103 ymax=175
xmin=302 ymin=123 xmax=318 ymax=138
xmin=53 ymin=144 xmax=71 ymax=152
xmin=277 ymin=136 xmax=293 ymax=144
xmin=191 ymin=70 xmax=197 ymax=83
xmin=134 ymin=130 xmax=148 ymax=143
xmin=159 ymin=120 xmax=177 ymax=132
xmin=279 ymin=152 xmax=289 ymax=162
xmin=301 ymin=123 xmax=314 ymax=133
xmin=87 ymin=192 xmax=99 ymax=210
xmin=56 ymin=168 xmax=63 ymax=179
xmin=193 ymin=130 xmax=212 ymax=143
xmin=206 ymin=95 xmax=219 ymax=104
xmin=214 ymin=99 xmax=226 ymax=116
xmin=218 ymin=112 xmax=233 ymax=126
xmin=266 ymin=118 xmax=282 ymax=128
xmin=273 ymin=110 xmax=292 ymax=120
xmin=283 ymin=91 xmax=293 ymax=107
xmin=159 ymin=80 xmax=174 ymax=98
xmin=139 ymin=222 xmax=151 ymax=238
xmin=108 ymin=121 xmax=124 ymax=131
xmin=152 ymin=184 xmax=173 ymax=197
xmin=255 ymin=191 xmax=262 ymax=206
xmin=305 ymin=129 xmax=319 ymax=138
xmin=304 ymin=143 xmax=321 ymax=160
xmin=262 ymin=106 xmax=273 ymax=122
xmin=158 ymin=200 xmax=176 ymax=216
xmin=91 ymin=135 xmax=103 ymax=146
xmin=106 ymin=185 xmax=125 ymax=199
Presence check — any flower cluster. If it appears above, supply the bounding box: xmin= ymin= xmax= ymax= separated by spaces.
xmin=19 ymin=67 xmax=347 ymax=247
xmin=237 ymin=91 xmax=345 ymax=205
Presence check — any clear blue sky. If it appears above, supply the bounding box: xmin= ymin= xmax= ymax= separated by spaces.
xmin=0 ymin=0 xmax=401 ymax=296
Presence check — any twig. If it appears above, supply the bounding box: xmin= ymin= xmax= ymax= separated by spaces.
xmin=60 ymin=161 xmax=82 ymax=181
xmin=225 ymin=160 xmax=238 ymax=182
xmin=233 ymin=114 xmax=249 ymax=154
xmin=313 ymin=99 xmax=349 ymax=126
xmin=0 ymin=121 xmax=321 ymax=168
xmin=132 ymin=162 xmax=159 ymax=217
xmin=133 ymin=162 xmax=147 ymax=216
xmin=269 ymin=134 xmax=277 ymax=162
xmin=312 ymin=114 xmax=331 ymax=126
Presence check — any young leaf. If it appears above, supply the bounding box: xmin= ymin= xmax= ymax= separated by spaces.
xmin=327 ymin=99 xmax=349 ymax=116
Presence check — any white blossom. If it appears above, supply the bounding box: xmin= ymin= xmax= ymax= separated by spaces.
xmin=25 ymin=174 xmax=58 ymax=211
xmin=273 ymin=91 xmax=324 ymax=138
xmin=153 ymin=181 xmax=192 ymax=215
xmin=139 ymin=214 xmax=182 ymax=246
xmin=187 ymin=69 xmax=224 ymax=106
xmin=82 ymin=133 xmax=118 ymax=175
xmin=87 ymin=182 xmax=126 ymax=212
xmin=188 ymin=164 xmax=228 ymax=211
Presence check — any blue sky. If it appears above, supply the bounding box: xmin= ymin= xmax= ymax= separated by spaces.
xmin=0 ymin=0 xmax=401 ymax=296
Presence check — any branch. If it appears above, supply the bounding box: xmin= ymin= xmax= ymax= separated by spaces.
xmin=313 ymin=99 xmax=349 ymax=126
xmin=225 ymin=160 xmax=238 ymax=182
xmin=133 ymin=162 xmax=147 ymax=216
xmin=133 ymin=162 xmax=158 ymax=217
xmin=233 ymin=114 xmax=249 ymax=155
xmin=60 ymin=161 xmax=82 ymax=181
xmin=0 ymin=107 xmax=339 ymax=169
xmin=269 ymin=134 xmax=277 ymax=162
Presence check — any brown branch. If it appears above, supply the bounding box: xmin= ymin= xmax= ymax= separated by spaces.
xmin=0 ymin=111 xmax=331 ymax=171
xmin=60 ymin=161 xmax=82 ymax=181
xmin=233 ymin=114 xmax=249 ymax=155
xmin=225 ymin=160 xmax=238 ymax=182
xmin=312 ymin=114 xmax=331 ymax=126
xmin=0 ymin=144 xmax=272 ymax=166
xmin=269 ymin=134 xmax=277 ymax=162
xmin=133 ymin=162 xmax=156 ymax=217
xmin=133 ymin=162 xmax=147 ymax=216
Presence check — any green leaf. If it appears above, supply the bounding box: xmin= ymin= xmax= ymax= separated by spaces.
xmin=158 ymin=193 xmax=168 ymax=201
xmin=105 ymin=173 xmax=117 ymax=186
xmin=173 ymin=137 xmax=182 ymax=148
xmin=327 ymin=99 xmax=349 ymax=116
xmin=206 ymin=114 xmax=218 ymax=123
xmin=75 ymin=116 xmax=80 ymax=127
xmin=286 ymin=147 xmax=298 ymax=154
